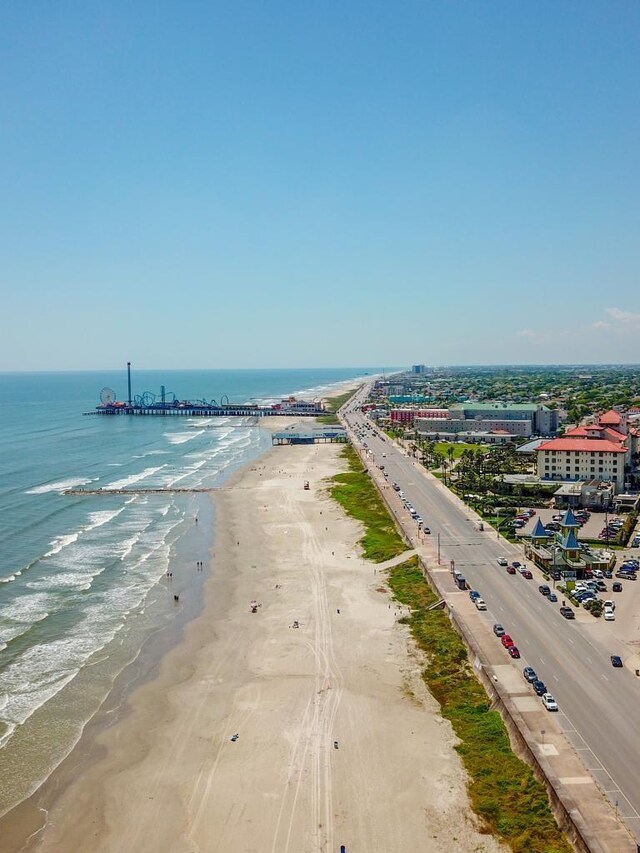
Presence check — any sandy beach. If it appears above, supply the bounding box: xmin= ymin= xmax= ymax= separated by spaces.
xmin=9 ymin=434 xmax=504 ymax=853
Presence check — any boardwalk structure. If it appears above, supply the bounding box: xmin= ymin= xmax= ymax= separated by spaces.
xmin=86 ymin=402 xmax=326 ymax=417
xmin=272 ymin=428 xmax=347 ymax=445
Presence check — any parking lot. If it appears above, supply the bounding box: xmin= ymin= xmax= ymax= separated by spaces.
xmin=511 ymin=507 xmax=640 ymax=658
xmin=513 ymin=507 xmax=629 ymax=542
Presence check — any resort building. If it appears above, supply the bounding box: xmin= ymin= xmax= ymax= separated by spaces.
xmin=536 ymin=409 xmax=633 ymax=492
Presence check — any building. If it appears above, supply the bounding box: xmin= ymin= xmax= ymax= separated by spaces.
xmin=524 ymin=509 xmax=614 ymax=580
xmin=448 ymin=402 xmax=559 ymax=435
xmin=411 ymin=364 xmax=427 ymax=374
xmin=535 ymin=407 xmax=636 ymax=494
xmin=536 ymin=438 xmax=626 ymax=491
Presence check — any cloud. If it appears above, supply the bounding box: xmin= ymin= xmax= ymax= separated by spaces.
xmin=592 ymin=320 xmax=610 ymax=329
xmin=517 ymin=329 xmax=538 ymax=339
xmin=605 ymin=307 xmax=640 ymax=326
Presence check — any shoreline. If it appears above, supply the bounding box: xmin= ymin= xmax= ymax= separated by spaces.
xmin=2 ymin=430 xmax=505 ymax=852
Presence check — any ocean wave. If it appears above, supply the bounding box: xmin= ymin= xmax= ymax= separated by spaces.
xmin=104 ymin=466 xmax=166 ymax=490
xmin=25 ymin=477 xmax=97 ymax=496
xmin=86 ymin=507 xmax=125 ymax=531
xmin=164 ymin=430 xmax=204 ymax=445
xmin=0 ymin=575 xmax=16 ymax=584
xmin=44 ymin=532 xmax=79 ymax=557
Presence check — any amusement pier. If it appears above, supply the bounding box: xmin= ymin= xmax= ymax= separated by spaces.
xmin=86 ymin=362 xmax=326 ymax=418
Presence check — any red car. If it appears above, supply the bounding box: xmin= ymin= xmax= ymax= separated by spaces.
xmin=506 ymin=565 xmax=516 ymax=575
xmin=522 ymin=570 xmax=533 ymax=579
xmin=501 ymin=635 xmax=514 ymax=648
xmin=508 ymin=646 xmax=521 ymax=659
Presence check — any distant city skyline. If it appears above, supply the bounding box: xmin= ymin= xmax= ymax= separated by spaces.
xmin=1 ymin=2 xmax=639 ymax=370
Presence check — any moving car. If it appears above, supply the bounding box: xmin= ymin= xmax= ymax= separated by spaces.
xmin=611 ymin=655 xmax=623 ymax=668
xmin=532 ymin=680 xmax=547 ymax=696
xmin=538 ymin=585 xmax=551 ymax=596
xmin=506 ymin=565 xmax=516 ymax=575
xmin=612 ymin=582 xmax=623 ymax=592
xmin=604 ymin=610 xmax=615 ymax=621
xmin=496 ymin=558 xmax=508 ymax=566
xmin=523 ymin=666 xmax=537 ymax=682
xmin=508 ymin=646 xmax=521 ymax=659
xmin=603 ymin=600 xmax=615 ymax=611
xmin=493 ymin=623 xmax=506 ymax=636
xmin=542 ymin=693 xmax=558 ymax=711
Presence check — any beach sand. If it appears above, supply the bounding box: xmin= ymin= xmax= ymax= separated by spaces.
xmin=13 ymin=438 xmax=503 ymax=853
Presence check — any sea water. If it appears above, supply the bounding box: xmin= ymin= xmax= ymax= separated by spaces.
xmin=0 ymin=367 xmax=378 ymax=816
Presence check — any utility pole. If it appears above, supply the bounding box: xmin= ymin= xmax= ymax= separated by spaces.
xmin=437 ymin=532 xmax=441 ymax=565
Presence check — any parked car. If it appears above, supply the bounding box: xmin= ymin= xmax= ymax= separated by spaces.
xmin=538 ymin=585 xmax=551 ymax=596
xmin=604 ymin=610 xmax=615 ymax=621
xmin=612 ymin=582 xmax=623 ymax=592
xmin=560 ymin=607 xmax=575 ymax=619
xmin=501 ymin=634 xmax=514 ymax=648
xmin=493 ymin=623 xmax=506 ymax=636
xmin=532 ymin=680 xmax=547 ymax=695
xmin=522 ymin=570 xmax=533 ymax=579
xmin=542 ymin=693 xmax=559 ymax=711
xmin=423 ymin=527 xmax=431 ymax=534
xmin=469 ymin=590 xmax=481 ymax=601
xmin=523 ymin=666 xmax=537 ymax=682
xmin=508 ymin=645 xmax=521 ymax=659
xmin=548 ymin=592 xmax=558 ymax=603
xmin=475 ymin=598 xmax=487 ymax=611
xmin=550 ymin=570 xmax=562 ymax=581
xmin=611 ymin=655 xmax=623 ymax=668
xmin=603 ymin=600 xmax=615 ymax=611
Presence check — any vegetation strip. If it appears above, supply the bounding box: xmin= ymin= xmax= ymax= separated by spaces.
xmin=316 ymin=388 xmax=358 ymax=424
xmin=329 ymin=445 xmax=406 ymax=562
xmin=328 ymin=443 xmax=571 ymax=852
xmin=388 ymin=558 xmax=571 ymax=853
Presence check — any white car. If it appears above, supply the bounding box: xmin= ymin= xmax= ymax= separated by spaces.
xmin=603 ymin=600 xmax=615 ymax=611
xmin=542 ymin=693 xmax=558 ymax=711
xmin=496 ymin=558 xmax=508 ymax=567
xmin=474 ymin=598 xmax=487 ymax=611
xmin=604 ymin=610 xmax=615 ymax=621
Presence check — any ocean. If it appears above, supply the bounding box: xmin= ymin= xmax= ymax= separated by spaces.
xmin=0 ymin=367 xmax=378 ymax=816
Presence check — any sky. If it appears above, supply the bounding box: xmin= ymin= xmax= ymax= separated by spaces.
xmin=1 ymin=1 xmax=639 ymax=370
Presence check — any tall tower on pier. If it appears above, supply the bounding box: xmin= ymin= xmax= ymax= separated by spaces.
xmin=127 ymin=362 xmax=132 ymax=406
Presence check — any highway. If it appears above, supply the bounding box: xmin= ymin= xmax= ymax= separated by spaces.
xmin=342 ymin=390 xmax=640 ymax=840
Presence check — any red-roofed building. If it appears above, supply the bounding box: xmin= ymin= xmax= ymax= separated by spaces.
xmin=537 ymin=436 xmax=627 ymax=490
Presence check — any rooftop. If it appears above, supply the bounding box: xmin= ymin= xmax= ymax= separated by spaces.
xmin=537 ymin=438 xmax=627 ymax=453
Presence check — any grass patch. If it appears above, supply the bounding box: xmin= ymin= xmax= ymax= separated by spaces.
xmin=433 ymin=441 xmax=485 ymax=458
xmin=388 ymin=558 xmax=571 ymax=853
xmin=329 ymin=445 xmax=406 ymax=562
xmin=316 ymin=388 xmax=360 ymax=424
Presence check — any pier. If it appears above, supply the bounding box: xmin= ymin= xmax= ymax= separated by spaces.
xmin=86 ymin=403 xmax=325 ymax=417
xmin=64 ymin=487 xmax=217 ymax=496
xmin=87 ymin=364 xmax=326 ymax=417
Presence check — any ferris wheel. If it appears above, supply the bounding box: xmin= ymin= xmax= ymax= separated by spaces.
xmin=100 ymin=387 xmax=116 ymax=406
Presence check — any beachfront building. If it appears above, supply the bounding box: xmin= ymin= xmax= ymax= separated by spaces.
xmin=536 ymin=408 xmax=634 ymax=493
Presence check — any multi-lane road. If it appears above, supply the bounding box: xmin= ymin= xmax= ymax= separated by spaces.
xmin=342 ymin=389 xmax=640 ymax=841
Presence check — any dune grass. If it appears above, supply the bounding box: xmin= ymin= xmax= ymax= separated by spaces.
xmin=329 ymin=445 xmax=406 ymax=562
xmin=316 ymin=388 xmax=358 ymax=425
xmin=388 ymin=557 xmax=571 ymax=853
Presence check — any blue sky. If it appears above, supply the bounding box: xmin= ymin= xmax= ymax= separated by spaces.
xmin=1 ymin=1 xmax=639 ymax=369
